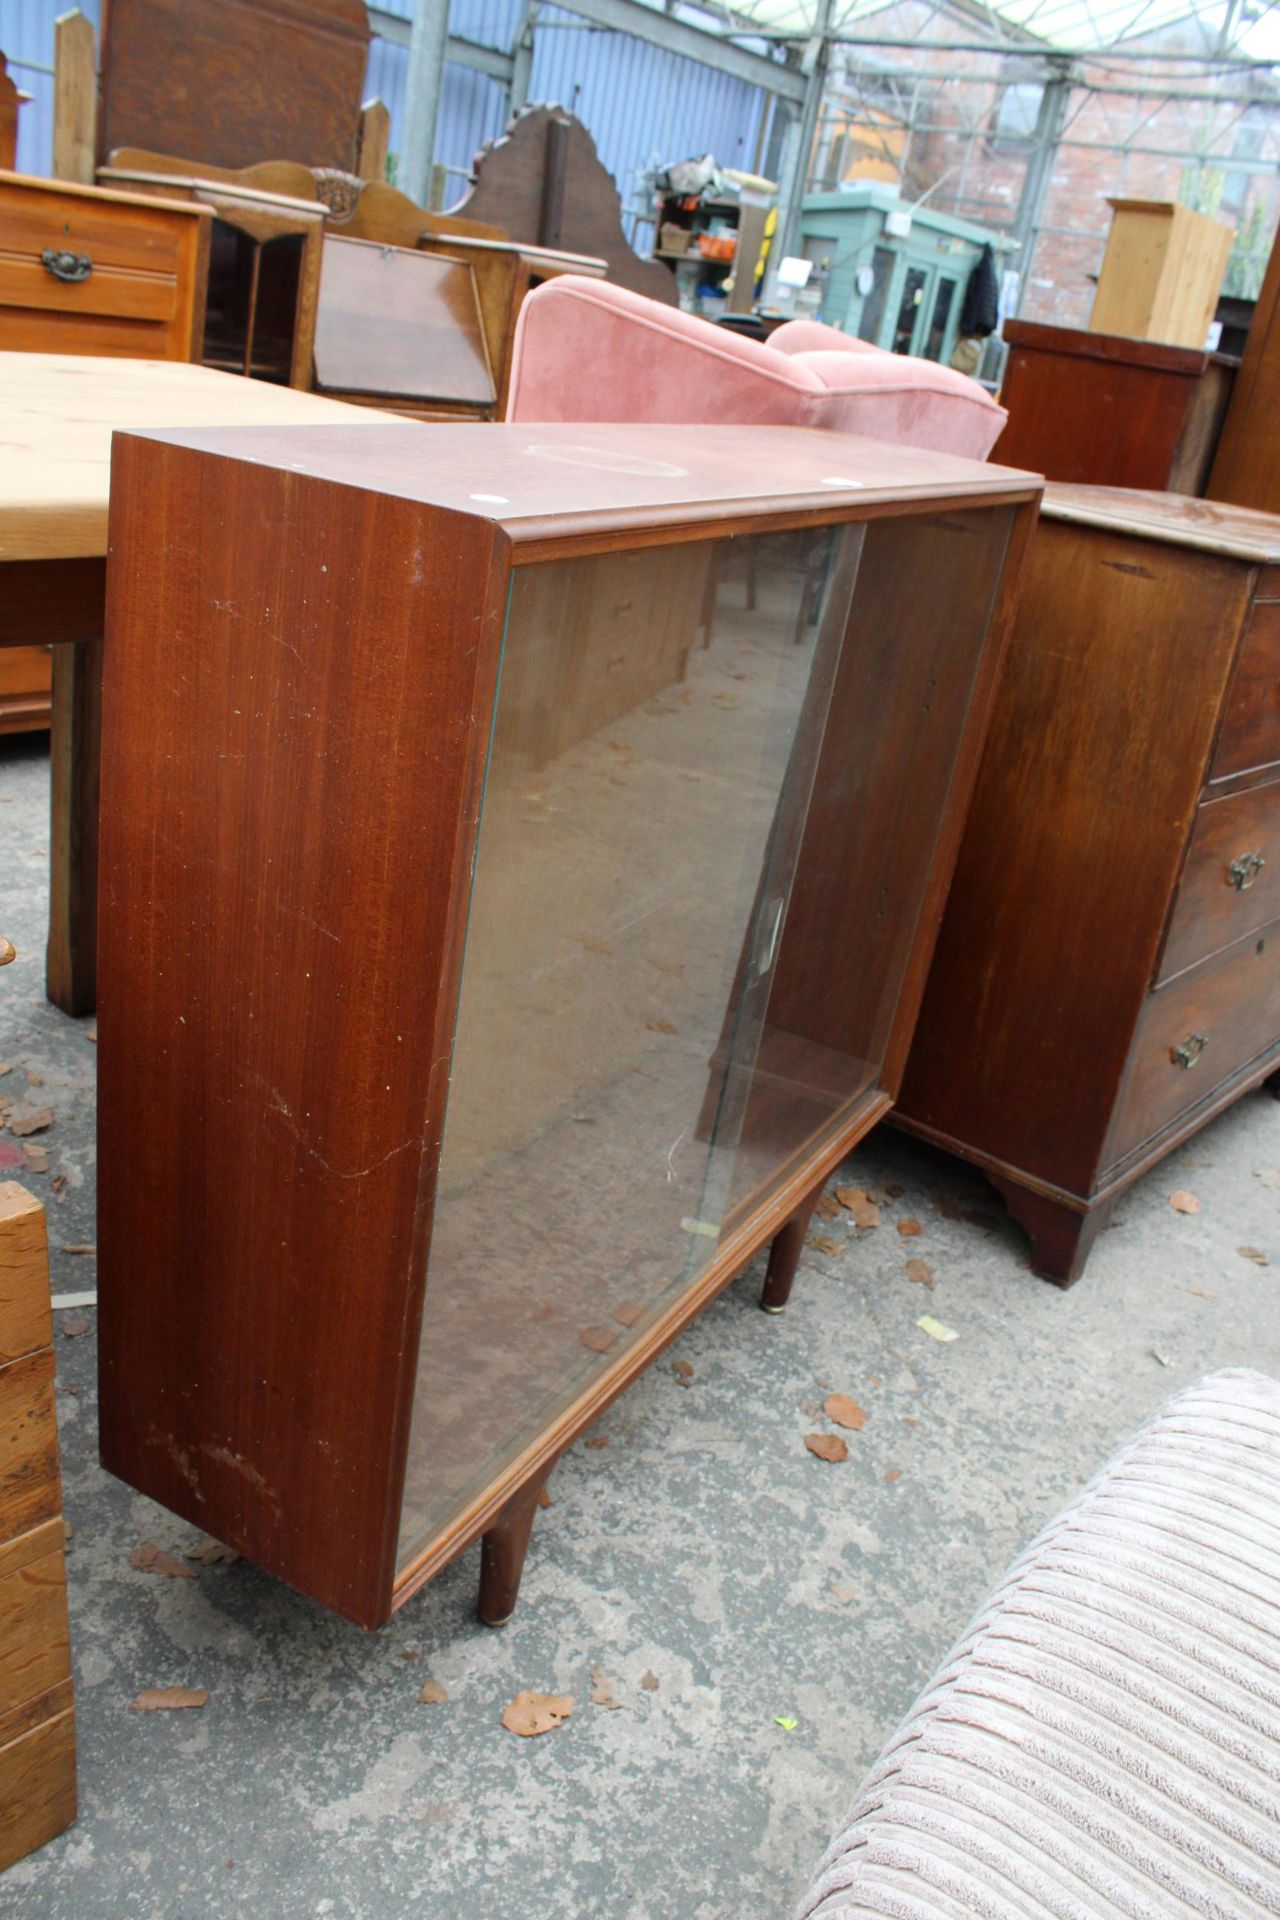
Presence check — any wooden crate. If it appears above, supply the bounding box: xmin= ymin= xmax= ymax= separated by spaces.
xmin=0 ymin=1185 xmax=75 ymax=1874
xmin=1089 ymin=198 xmax=1234 ymax=350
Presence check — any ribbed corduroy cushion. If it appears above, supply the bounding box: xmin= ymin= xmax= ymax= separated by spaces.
xmin=799 ymin=1369 xmax=1280 ymax=1919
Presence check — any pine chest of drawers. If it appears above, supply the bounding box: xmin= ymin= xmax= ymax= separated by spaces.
xmin=0 ymin=170 xmax=209 ymax=361
xmin=896 ymin=485 xmax=1280 ymax=1284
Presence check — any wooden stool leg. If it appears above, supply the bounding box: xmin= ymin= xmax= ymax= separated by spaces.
xmin=477 ymin=1475 xmax=549 ymax=1628
xmin=46 ymin=634 xmax=102 ymax=1017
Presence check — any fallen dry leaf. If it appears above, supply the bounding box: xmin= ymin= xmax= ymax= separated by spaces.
xmin=130 ymin=1543 xmax=196 ymax=1580
xmin=646 ymin=957 xmax=683 ymax=976
xmin=639 ymin=1671 xmax=659 ymax=1692
xmin=418 ymin=1679 xmax=448 ymax=1705
xmin=902 ymin=1416 xmax=919 ymax=1428
xmin=896 ymin=1219 xmax=923 ymax=1238
xmin=917 ymin=1315 xmax=958 ymax=1343
xmin=585 ymin=1433 xmax=610 ymax=1450
xmin=1170 ymin=1190 xmax=1200 ymax=1214
xmin=884 ymin=1467 xmax=903 ymax=1485
xmin=886 ymin=1182 xmax=905 ymax=1199
xmin=824 ymin=1393 xmax=866 ymax=1431
xmin=1238 ymin=1246 xmax=1270 ymax=1267
xmin=830 ymin=1583 xmax=857 ymax=1604
xmin=25 ymin=1071 xmax=42 ymax=1087
xmin=402 ymin=1647 xmax=420 ymax=1662
xmin=1254 ymin=1166 xmax=1280 ymax=1191
xmin=61 ymin=1317 xmax=90 ymax=1338
xmin=814 ymin=1193 xmax=841 ymax=1220
xmin=671 ymin=1359 xmax=694 ymax=1384
xmin=613 ymin=1302 xmax=644 ymax=1327
xmin=0 ymin=1141 xmax=22 ymax=1171
xmin=805 ymin=1233 xmax=843 ymax=1257
xmin=805 ymin=1433 xmax=849 ymax=1463
xmin=7 ymin=1104 xmax=52 ymax=1137
xmin=501 ymin=1691 xmax=573 ymax=1738
xmin=835 ymin=1187 xmax=880 ymax=1230
xmin=130 ymin=1688 xmax=207 ymax=1712
xmin=590 ymin=1667 xmax=621 ymax=1711
xmin=0 ymin=1062 xmax=10 ymax=1077
xmin=185 ymin=1540 xmax=239 ymax=1566
xmin=21 ymin=1144 xmax=48 ymax=1170
xmin=905 ymin=1258 xmax=935 ymax=1289
xmin=578 ymin=1326 xmax=616 ymax=1353
xmin=570 ymin=933 xmax=612 ymax=957
xmin=646 ymin=1020 xmax=678 ymax=1035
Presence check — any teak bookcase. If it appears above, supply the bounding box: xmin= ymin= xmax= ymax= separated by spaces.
xmin=97 ymin=423 xmax=1038 ymax=1626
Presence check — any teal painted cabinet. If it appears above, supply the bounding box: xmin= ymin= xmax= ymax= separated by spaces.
xmin=799 ymin=184 xmax=1008 ymax=363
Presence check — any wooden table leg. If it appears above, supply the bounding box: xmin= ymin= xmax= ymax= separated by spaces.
xmin=0 ymin=559 xmax=107 ymax=1019
xmin=45 ymin=633 xmax=102 ymax=1017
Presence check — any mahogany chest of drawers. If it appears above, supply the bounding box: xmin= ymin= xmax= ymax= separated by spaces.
xmin=995 ymin=321 xmax=1236 ymax=494
xmin=896 ymin=485 xmax=1280 ymax=1284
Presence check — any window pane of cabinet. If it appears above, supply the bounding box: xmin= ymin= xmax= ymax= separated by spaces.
xmin=398 ymin=507 xmax=1014 ymax=1572
xmin=399 ymin=526 xmax=863 ymax=1563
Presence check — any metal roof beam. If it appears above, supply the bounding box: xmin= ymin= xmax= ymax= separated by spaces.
xmin=369 ymin=9 xmax=517 ymax=84
xmin=542 ymin=0 xmax=807 ymax=98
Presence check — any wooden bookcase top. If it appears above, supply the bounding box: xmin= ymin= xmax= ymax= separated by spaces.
xmin=117 ymin=419 xmax=1040 ymax=546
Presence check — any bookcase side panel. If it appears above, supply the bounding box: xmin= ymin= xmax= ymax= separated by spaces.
xmin=97 ymin=436 xmax=507 ymax=1625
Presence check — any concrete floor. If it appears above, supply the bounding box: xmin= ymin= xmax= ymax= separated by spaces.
xmin=2 ymin=730 xmax=1278 ymax=1920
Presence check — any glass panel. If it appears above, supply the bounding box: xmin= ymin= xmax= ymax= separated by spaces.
xmin=926 ymin=277 xmax=956 ymax=361
xmin=892 ymin=265 xmax=928 ymax=354
xmin=398 ymin=526 xmax=869 ymax=1565
xmin=856 ymin=246 xmax=895 ymax=343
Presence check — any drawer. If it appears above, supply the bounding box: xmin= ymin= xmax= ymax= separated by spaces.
xmin=1106 ymin=922 xmax=1280 ymax=1170
xmin=0 ymin=180 xmax=206 ymax=359
xmin=1158 ymin=779 xmax=1280 ymax=981
xmin=1211 ymin=600 xmax=1280 ymax=780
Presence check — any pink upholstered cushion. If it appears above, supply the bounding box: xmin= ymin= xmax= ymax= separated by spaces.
xmin=794 ymin=350 xmax=1006 ymax=459
xmin=508 ymin=275 xmax=828 ymax=429
xmin=507 ymin=276 xmax=1006 ymax=459
xmin=769 ymin=320 xmax=881 ymax=356
xmin=799 ymin=1368 xmax=1280 ymax=1920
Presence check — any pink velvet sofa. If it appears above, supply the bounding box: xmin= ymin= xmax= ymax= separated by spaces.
xmin=506 ymin=276 xmax=1006 ymax=460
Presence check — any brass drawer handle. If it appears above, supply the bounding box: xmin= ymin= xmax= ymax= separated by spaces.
xmin=1228 ymin=849 xmax=1266 ymax=890
xmin=41 ymin=248 xmax=93 ymax=284
xmin=1171 ymin=1031 xmax=1208 ymax=1069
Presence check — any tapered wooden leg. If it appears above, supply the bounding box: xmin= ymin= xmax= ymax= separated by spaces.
xmin=478 ymin=1475 xmax=549 ymax=1628
xmin=990 ymin=1177 xmax=1112 ymax=1288
xmin=46 ymin=634 xmax=102 ymax=1017
xmin=760 ymin=1186 xmax=826 ymax=1314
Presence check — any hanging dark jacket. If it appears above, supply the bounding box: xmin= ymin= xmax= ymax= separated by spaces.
xmin=960 ymin=243 xmax=999 ymax=338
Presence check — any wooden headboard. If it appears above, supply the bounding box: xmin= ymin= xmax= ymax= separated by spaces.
xmin=448 ymin=105 xmax=678 ymax=306
xmin=97 ymin=0 xmax=372 ymax=173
